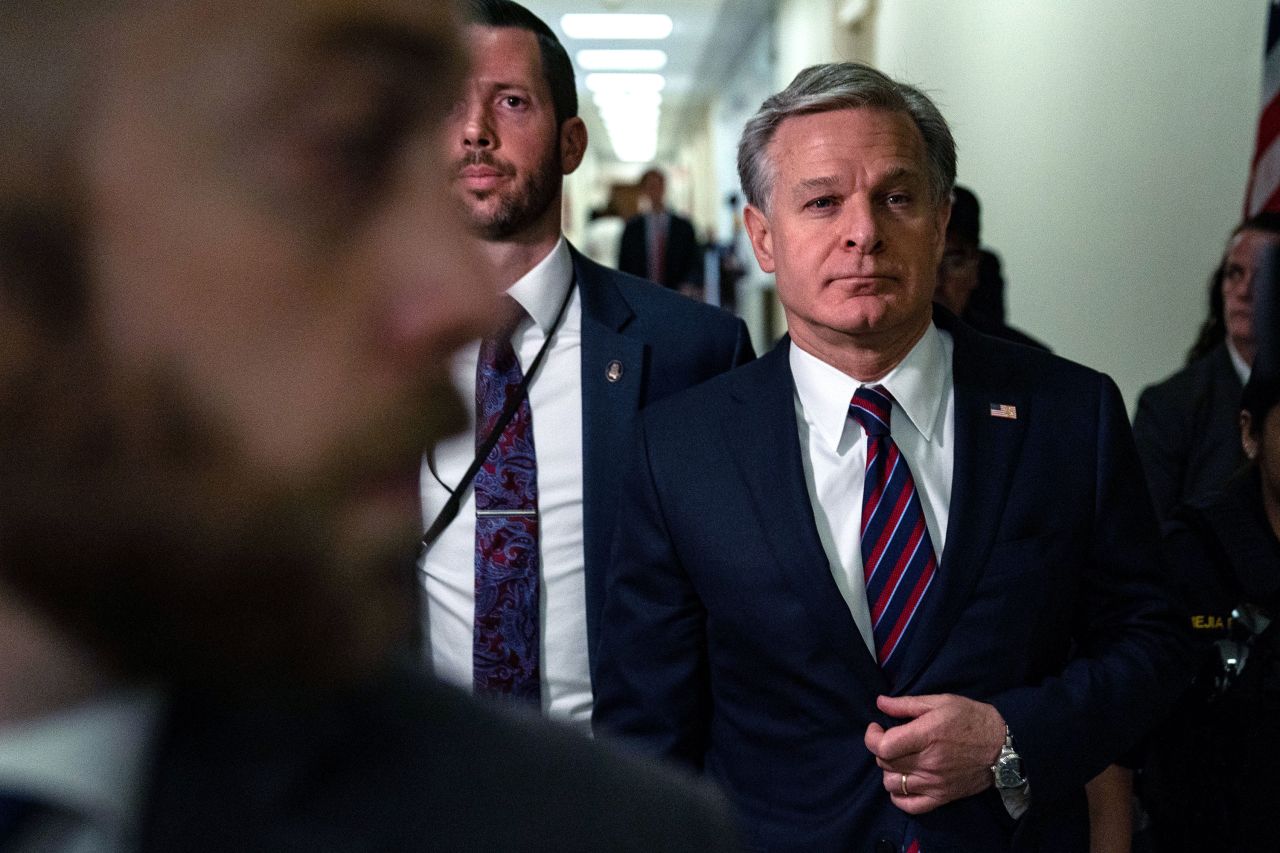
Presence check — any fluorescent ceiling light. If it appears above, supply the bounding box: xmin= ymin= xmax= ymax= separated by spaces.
xmin=599 ymin=101 xmax=660 ymax=119
xmin=599 ymin=95 xmax=661 ymax=163
xmin=611 ymin=138 xmax=658 ymax=163
xmin=585 ymin=73 xmax=666 ymax=94
xmin=576 ymin=49 xmax=668 ymax=71
xmin=561 ymin=13 xmax=673 ymax=40
xmin=593 ymin=90 xmax=662 ymax=110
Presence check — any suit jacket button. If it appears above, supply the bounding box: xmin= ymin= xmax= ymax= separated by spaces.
xmin=875 ymin=840 xmax=897 ymax=853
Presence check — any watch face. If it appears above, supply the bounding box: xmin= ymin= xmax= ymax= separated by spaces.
xmin=996 ymin=758 xmax=1024 ymax=788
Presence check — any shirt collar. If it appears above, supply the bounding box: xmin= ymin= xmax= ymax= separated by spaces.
xmin=0 ymin=687 xmax=164 ymax=826
xmin=790 ymin=323 xmax=950 ymax=452
xmin=505 ymin=236 xmax=573 ymax=334
xmin=1226 ymin=337 xmax=1252 ymax=385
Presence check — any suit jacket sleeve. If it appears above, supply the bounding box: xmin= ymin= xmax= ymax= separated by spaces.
xmin=593 ymin=414 xmax=712 ymax=769
xmin=990 ymin=373 xmax=1192 ymax=805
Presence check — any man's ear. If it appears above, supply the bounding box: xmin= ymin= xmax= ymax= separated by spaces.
xmin=559 ymin=117 xmax=587 ymax=175
xmin=742 ymin=204 xmax=775 ymax=274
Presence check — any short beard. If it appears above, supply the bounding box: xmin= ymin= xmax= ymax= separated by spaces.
xmin=0 ymin=338 xmax=463 ymax=694
xmin=459 ymin=145 xmax=561 ymax=241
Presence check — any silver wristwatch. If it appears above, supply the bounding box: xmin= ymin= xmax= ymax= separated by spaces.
xmin=991 ymin=725 xmax=1027 ymax=789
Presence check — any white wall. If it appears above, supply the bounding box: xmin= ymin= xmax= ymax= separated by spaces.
xmin=868 ymin=0 xmax=1264 ymax=408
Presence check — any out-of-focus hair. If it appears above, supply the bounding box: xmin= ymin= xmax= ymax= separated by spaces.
xmin=0 ymin=3 xmax=113 ymax=332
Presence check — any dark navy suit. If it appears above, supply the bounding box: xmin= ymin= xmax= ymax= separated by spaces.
xmin=140 ymin=662 xmax=743 ymax=852
xmin=571 ymin=245 xmax=753 ymax=670
xmin=594 ymin=310 xmax=1189 ymax=852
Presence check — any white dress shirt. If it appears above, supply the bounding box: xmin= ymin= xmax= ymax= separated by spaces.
xmin=1227 ymin=337 xmax=1252 ymax=385
xmin=0 ymin=688 xmax=163 ymax=853
xmin=790 ymin=325 xmax=956 ymax=656
xmin=420 ymin=237 xmax=593 ymax=732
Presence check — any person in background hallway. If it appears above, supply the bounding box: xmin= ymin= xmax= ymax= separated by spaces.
xmin=935 ymin=186 xmax=1049 ymax=351
xmin=0 ymin=1 xmax=743 ymax=850
xmin=1133 ymin=213 xmax=1280 ymax=520
xmin=421 ymin=0 xmax=752 ymax=732
xmin=593 ymin=61 xmax=1190 ymax=852
xmin=1139 ymin=359 xmax=1280 ymax=851
xmin=618 ymin=167 xmax=705 ymax=296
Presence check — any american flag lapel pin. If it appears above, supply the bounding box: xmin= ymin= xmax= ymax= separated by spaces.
xmin=989 ymin=403 xmax=1018 ymax=420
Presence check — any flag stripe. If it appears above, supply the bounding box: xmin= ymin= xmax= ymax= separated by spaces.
xmin=1246 ymin=2 xmax=1280 ymax=215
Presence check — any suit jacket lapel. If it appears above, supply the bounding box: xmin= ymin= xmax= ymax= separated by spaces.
xmin=575 ymin=247 xmax=646 ymax=669
xmin=722 ymin=340 xmax=887 ymax=696
xmin=892 ymin=314 xmax=1029 ymax=692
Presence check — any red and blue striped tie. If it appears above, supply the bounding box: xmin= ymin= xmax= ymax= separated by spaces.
xmin=848 ymin=385 xmax=938 ymax=684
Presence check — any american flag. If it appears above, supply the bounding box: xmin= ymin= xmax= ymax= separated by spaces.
xmin=1246 ymin=1 xmax=1280 ymax=215
xmin=989 ymin=403 xmax=1018 ymax=420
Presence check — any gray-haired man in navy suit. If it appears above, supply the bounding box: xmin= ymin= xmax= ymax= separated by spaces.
xmin=594 ymin=61 xmax=1189 ymax=853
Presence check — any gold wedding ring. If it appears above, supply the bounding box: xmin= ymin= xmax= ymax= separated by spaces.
xmin=900 ymin=773 xmax=910 ymax=796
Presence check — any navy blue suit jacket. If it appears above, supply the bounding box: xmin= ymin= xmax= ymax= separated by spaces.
xmin=140 ymin=662 xmax=743 ymax=852
xmin=594 ymin=310 xmax=1189 ymax=852
xmin=571 ymin=246 xmax=753 ymax=669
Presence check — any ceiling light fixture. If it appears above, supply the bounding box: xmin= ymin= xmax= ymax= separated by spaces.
xmin=584 ymin=72 xmax=666 ymax=94
xmin=593 ymin=90 xmax=662 ymax=110
xmin=576 ymin=49 xmax=668 ymax=72
xmin=560 ymin=13 xmax=673 ymax=40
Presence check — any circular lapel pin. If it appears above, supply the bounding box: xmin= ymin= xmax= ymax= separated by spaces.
xmin=606 ymin=360 xmax=624 ymax=382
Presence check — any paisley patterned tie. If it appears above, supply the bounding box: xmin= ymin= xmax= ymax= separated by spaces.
xmin=472 ymin=304 xmax=540 ymax=703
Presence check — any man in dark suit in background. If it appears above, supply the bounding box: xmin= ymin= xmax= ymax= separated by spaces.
xmin=935 ymin=186 xmax=1048 ymax=351
xmin=619 ymin=168 xmax=704 ymax=294
xmin=421 ymin=0 xmax=752 ymax=731
xmin=1133 ymin=213 xmax=1280 ymax=520
xmin=594 ymin=62 xmax=1188 ymax=852
xmin=0 ymin=1 xmax=741 ymax=850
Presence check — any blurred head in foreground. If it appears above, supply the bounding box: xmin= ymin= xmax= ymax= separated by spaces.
xmin=0 ymin=0 xmax=493 ymax=695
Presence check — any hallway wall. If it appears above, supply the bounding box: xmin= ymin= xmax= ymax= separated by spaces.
xmin=866 ymin=1 xmax=1263 ymax=408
